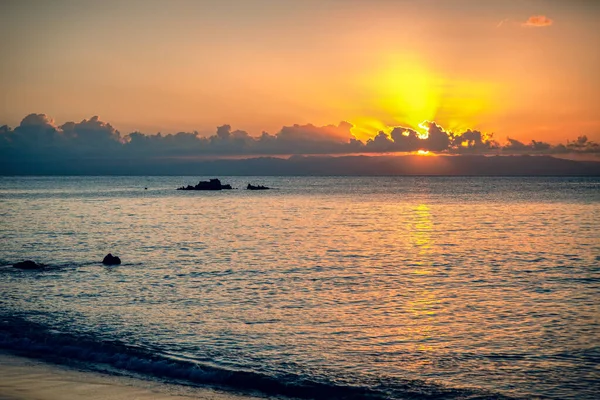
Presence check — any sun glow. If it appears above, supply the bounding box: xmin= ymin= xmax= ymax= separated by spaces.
xmin=417 ymin=150 xmax=430 ymax=155
xmin=351 ymin=53 xmax=496 ymax=140
xmin=365 ymin=56 xmax=441 ymax=131
xmin=417 ymin=122 xmax=430 ymax=139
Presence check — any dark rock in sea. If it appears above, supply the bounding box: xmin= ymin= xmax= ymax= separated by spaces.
xmin=102 ymin=253 xmax=121 ymax=265
xmin=247 ymin=184 xmax=270 ymax=190
xmin=177 ymin=178 xmax=233 ymax=191
xmin=13 ymin=260 xmax=44 ymax=270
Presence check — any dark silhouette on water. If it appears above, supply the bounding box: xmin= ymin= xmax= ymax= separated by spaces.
xmin=102 ymin=254 xmax=121 ymax=265
xmin=177 ymin=178 xmax=233 ymax=191
xmin=247 ymin=184 xmax=270 ymax=190
xmin=13 ymin=260 xmax=44 ymax=270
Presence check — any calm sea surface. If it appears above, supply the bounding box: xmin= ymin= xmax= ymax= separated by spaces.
xmin=1 ymin=176 xmax=599 ymax=399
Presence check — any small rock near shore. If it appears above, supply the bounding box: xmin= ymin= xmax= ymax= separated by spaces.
xmin=102 ymin=253 xmax=121 ymax=265
xmin=13 ymin=260 xmax=44 ymax=270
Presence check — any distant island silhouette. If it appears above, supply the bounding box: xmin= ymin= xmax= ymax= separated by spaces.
xmin=2 ymin=155 xmax=599 ymax=176
xmin=177 ymin=178 xmax=233 ymax=190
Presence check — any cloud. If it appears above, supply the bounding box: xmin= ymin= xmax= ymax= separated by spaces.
xmin=496 ymin=18 xmax=509 ymax=28
xmin=0 ymin=114 xmax=63 ymax=158
xmin=565 ymin=135 xmax=600 ymax=153
xmin=522 ymin=15 xmax=553 ymax=27
xmin=1 ymin=113 xmax=599 ymax=173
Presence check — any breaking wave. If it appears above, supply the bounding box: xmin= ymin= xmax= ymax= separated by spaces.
xmin=0 ymin=315 xmax=511 ymax=400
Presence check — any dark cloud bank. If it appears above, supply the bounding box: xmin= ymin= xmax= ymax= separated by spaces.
xmin=1 ymin=114 xmax=599 ymax=175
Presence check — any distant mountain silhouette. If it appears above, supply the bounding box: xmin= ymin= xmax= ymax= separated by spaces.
xmin=1 ymin=155 xmax=599 ymax=176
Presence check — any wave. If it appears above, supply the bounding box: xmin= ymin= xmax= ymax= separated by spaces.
xmin=0 ymin=315 xmax=514 ymax=400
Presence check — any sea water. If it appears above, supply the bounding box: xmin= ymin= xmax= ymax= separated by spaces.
xmin=1 ymin=176 xmax=599 ymax=399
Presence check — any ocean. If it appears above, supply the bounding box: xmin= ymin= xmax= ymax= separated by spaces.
xmin=1 ymin=176 xmax=599 ymax=399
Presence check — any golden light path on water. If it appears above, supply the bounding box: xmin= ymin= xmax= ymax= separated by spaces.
xmin=406 ymin=204 xmax=440 ymax=353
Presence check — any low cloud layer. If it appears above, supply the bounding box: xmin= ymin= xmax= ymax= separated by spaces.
xmin=1 ymin=114 xmax=598 ymax=165
xmin=522 ymin=15 xmax=553 ymax=27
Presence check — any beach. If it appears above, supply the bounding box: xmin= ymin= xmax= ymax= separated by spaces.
xmin=0 ymin=352 xmax=262 ymax=400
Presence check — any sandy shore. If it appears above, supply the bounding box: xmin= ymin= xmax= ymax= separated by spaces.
xmin=0 ymin=352 xmax=264 ymax=400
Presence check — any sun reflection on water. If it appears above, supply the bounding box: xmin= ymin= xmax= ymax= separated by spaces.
xmin=410 ymin=204 xmax=433 ymax=275
xmin=404 ymin=204 xmax=442 ymax=352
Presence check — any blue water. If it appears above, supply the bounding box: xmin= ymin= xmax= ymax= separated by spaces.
xmin=1 ymin=176 xmax=599 ymax=399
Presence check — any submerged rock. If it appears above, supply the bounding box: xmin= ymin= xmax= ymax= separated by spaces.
xmin=177 ymin=178 xmax=233 ymax=191
xmin=247 ymin=184 xmax=270 ymax=190
xmin=102 ymin=253 xmax=121 ymax=265
xmin=13 ymin=260 xmax=44 ymax=270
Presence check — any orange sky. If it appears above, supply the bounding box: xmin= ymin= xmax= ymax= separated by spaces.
xmin=1 ymin=0 xmax=599 ymax=143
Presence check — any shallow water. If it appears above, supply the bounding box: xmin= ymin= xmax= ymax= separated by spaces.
xmin=1 ymin=176 xmax=599 ymax=399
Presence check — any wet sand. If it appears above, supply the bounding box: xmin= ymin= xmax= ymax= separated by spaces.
xmin=0 ymin=352 xmax=264 ymax=400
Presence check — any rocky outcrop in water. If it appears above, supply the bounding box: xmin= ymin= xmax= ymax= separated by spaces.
xmin=177 ymin=179 xmax=233 ymax=191
xmin=13 ymin=260 xmax=44 ymax=270
xmin=247 ymin=184 xmax=270 ymax=190
xmin=102 ymin=254 xmax=121 ymax=265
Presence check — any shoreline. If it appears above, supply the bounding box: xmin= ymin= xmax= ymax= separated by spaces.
xmin=0 ymin=352 xmax=265 ymax=400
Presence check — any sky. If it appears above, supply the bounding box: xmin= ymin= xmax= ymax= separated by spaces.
xmin=1 ymin=0 xmax=599 ymax=153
